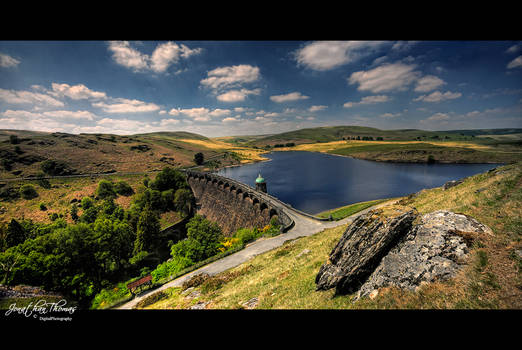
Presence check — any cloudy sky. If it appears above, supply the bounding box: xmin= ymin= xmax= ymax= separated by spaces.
xmin=0 ymin=40 xmax=521 ymax=137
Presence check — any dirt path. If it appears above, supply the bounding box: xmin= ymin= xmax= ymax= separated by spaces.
xmin=116 ymin=200 xmax=395 ymax=310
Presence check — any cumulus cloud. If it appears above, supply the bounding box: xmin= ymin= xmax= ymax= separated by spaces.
xmin=150 ymin=41 xmax=202 ymax=73
xmin=0 ymin=53 xmax=20 ymax=68
xmin=216 ymin=88 xmax=261 ymax=102
xmin=270 ymin=92 xmax=309 ymax=103
xmin=168 ymin=107 xmax=231 ymax=122
xmin=295 ymin=41 xmax=390 ymax=71
xmin=413 ymin=90 xmax=462 ymax=102
xmin=414 ymin=75 xmax=446 ymax=92
xmin=0 ymin=88 xmax=64 ymax=107
xmin=200 ymin=64 xmax=260 ymax=91
xmin=108 ymin=41 xmax=202 ymax=73
xmin=507 ymin=55 xmax=522 ymax=69
xmin=51 ymin=83 xmax=107 ymax=100
xmin=348 ymin=63 xmax=421 ymax=93
xmin=92 ymin=98 xmax=160 ymax=113
xmin=343 ymin=95 xmax=390 ymax=108
xmin=108 ymin=41 xmax=149 ymax=72
xmin=309 ymin=105 xmax=327 ymax=112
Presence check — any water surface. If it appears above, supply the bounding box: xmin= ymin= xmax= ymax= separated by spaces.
xmin=217 ymin=151 xmax=500 ymax=214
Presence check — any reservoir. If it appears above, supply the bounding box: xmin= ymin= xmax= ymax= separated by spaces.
xmin=216 ymin=151 xmax=501 ymax=215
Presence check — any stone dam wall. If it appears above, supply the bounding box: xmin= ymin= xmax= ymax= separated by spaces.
xmin=185 ymin=171 xmax=293 ymax=236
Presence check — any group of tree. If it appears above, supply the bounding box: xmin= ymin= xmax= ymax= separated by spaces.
xmin=0 ymin=167 xmax=194 ymax=307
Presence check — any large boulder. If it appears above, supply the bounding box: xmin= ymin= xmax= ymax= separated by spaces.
xmin=315 ymin=207 xmax=418 ymax=295
xmin=354 ymin=210 xmax=492 ymax=300
xmin=315 ymin=207 xmax=493 ymax=300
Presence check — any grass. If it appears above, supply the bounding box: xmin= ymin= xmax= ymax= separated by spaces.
xmin=141 ymin=161 xmax=522 ymax=310
xmin=315 ymin=198 xmax=391 ymax=220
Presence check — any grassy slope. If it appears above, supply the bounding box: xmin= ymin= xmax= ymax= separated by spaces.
xmin=141 ymin=162 xmax=522 ymax=309
xmin=0 ymin=130 xmax=248 ymax=180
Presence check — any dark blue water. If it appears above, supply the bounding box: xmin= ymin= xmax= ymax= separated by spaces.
xmin=216 ymin=151 xmax=501 ymax=214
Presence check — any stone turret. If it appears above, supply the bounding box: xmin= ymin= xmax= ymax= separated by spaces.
xmin=255 ymin=173 xmax=267 ymax=193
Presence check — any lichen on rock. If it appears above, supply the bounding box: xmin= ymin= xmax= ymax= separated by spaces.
xmin=315 ymin=207 xmax=493 ymax=302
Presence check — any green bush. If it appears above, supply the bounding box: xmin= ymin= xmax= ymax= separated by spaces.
xmin=114 ymin=181 xmax=134 ymax=196
xmin=235 ymin=227 xmax=258 ymax=245
xmin=96 ymin=180 xmax=116 ymax=199
xmin=20 ymin=184 xmax=38 ymax=199
xmin=39 ymin=202 xmax=47 ymax=211
xmin=81 ymin=196 xmax=94 ymax=209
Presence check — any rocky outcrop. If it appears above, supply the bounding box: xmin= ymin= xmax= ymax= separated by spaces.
xmin=315 ymin=207 xmax=418 ymax=295
xmin=315 ymin=208 xmax=493 ymax=300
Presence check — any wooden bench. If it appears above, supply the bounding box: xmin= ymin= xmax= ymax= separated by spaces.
xmin=127 ymin=274 xmax=153 ymax=296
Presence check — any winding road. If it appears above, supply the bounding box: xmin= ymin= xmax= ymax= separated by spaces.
xmin=116 ymin=199 xmax=394 ymax=309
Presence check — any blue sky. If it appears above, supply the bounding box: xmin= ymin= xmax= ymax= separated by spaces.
xmin=0 ymin=40 xmax=521 ymax=137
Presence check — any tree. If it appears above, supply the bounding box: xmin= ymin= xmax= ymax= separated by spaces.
xmin=174 ymin=188 xmax=194 ymax=216
xmin=178 ymin=215 xmax=223 ymax=262
xmin=133 ymin=205 xmax=160 ymax=256
xmin=5 ymin=219 xmax=27 ymax=248
xmin=194 ymin=152 xmax=204 ymax=165
xmin=150 ymin=167 xmax=186 ymax=192
xmin=9 ymin=135 xmax=19 ymax=144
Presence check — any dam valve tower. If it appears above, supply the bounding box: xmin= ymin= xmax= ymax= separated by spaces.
xmin=255 ymin=173 xmax=267 ymax=193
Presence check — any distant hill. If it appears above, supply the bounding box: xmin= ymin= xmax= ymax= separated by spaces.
xmin=134 ymin=131 xmax=210 ymax=141
xmin=0 ymin=130 xmax=234 ymax=180
xmin=246 ymin=125 xmax=492 ymax=146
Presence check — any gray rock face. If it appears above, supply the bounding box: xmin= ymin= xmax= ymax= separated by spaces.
xmin=315 ymin=208 xmax=418 ymax=295
xmin=315 ymin=208 xmax=493 ymax=301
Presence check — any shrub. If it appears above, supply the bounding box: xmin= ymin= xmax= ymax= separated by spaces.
xmin=20 ymin=184 xmax=38 ymax=199
xmin=114 ymin=181 xmax=134 ymax=196
xmin=96 ymin=180 xmax=116 ymax=199
xmin=194 ymin=152 xmax=204 ymax=165
xmin=39 ymin=202 xmax=47 ymax=211
xmin=40 ymin=159 xmax=73 ymax=176
xmin=9 ymin=135 xmax=19 ymax=144
xmin=81 ymin=197 xmax=94 ymax=210
xmin=235 ymin=227 xmax=259 ymax=245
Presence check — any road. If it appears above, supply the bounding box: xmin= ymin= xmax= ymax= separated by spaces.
xmin=116 ymin=199 xmax=394 ymax=309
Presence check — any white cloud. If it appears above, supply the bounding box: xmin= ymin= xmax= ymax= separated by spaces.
xmin=200 ymin=64 xmax=260 ymax=91
xmin=309 ymin=105 xmax=327 ymax=112
xmin=270 ymin=92 xmax=309 ymax=103
xmin=51 ymin=83 xmax=107 ymax=100
xmin=343 ymin=95 xmax=390 ymax=108
xmin=0 ymin=88 xmax=64 ymax=107
xmin=0 ymin=53 xmax=20 ymax=68
xmin=414 ymin=75 xmax=446 ymax=92
xmin=413 ymin=90 xmax=462 ymax=102
xmin=216 ymin=88 xmax=261 ymax=102
xmin=92 ymin=98 xmax=160 ymax=113
xmin=426 ymin=112 xmax=450 ymax=121
xmin=391 ymin=41 xmax=419 ymax=51
xmin=506 ymin=44 xmax=520 ymax=54
xmin=222 ymin=116 xmax=240 ymax=123
xmin=150 ymin=42 xmax=202 ymax=73
xmin=168 ymin=107 xmax=231 ymax=122
xmin=379 ymin=112 xmax=401 ymax=118
xmin=108 ymin=41 xmax=202 ymax=73
xmin=507 ymin=55 xmax=522 ymax=69
xmin=295 ymin=41 xmax=389 ymax=71
xmin=348 ymin=62 xmax=421 ymax=93
xmin=159 ymin=118 xmax=180 ymax=127
xmin=108 ymin=41 xmax=149 ymax=72
xmin=41 ymin=110 xmax=97 ymax=121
